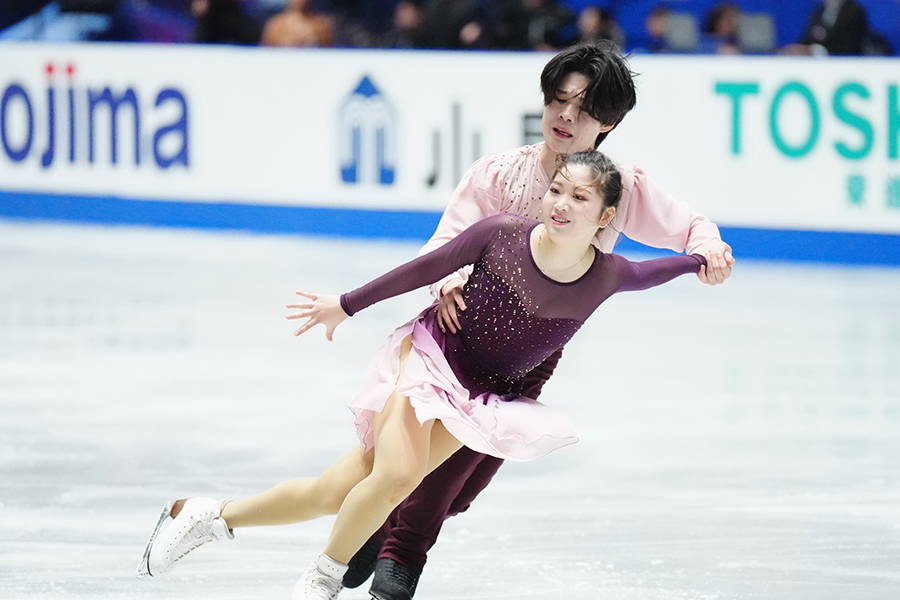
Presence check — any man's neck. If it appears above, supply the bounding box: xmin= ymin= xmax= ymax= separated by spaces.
xmin=539 ymin=143 xmax=558 ymax=179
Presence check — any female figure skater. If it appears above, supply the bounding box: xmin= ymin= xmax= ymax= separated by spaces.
xmin=138 ymin=150 xmax=708 ymax=600
xmin=355 ymin=40 xmax=734 ymax=600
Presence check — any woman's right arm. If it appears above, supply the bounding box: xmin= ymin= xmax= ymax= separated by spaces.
xmin=339 ymin=215 xmax=509 ymax=317
xmin=421 ymin=157 xmax=505 ymax=332
xmin=285 ymin=220 xmax=492 ymax=341
xmin=419 ymin=156 xmax=504 ymax=258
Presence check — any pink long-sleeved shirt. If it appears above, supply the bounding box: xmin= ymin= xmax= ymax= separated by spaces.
xmin=419 ymin=143 xmax=721 ymax=294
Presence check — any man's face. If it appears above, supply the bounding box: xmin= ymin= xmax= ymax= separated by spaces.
xmin=542 ymin=72 xmax=613 ymax=156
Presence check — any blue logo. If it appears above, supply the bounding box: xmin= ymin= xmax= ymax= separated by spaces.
xmin=0 ymin=62 xmax=188 ymax=169
xmin=339 ymin=76 xmax=395 ymax=185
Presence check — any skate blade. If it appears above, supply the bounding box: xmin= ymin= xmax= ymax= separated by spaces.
xmin=136 ymin=500 xmax=173 ymax=578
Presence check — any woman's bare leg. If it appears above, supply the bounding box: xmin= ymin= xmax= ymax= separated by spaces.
xmin=322 ymin=335 xmax=463 ymax=564
xmin=221 ymin=444 xmax=374 ymax=528
xmin=323 ymin=396 xmax=462 ymax=564
xmin=222 ymin=333 xmax=462 ymax=562
xmin=142 ymin=448 xmax=375 ymax=578
xmin=142 ymin=332 xmax=465 ymax=585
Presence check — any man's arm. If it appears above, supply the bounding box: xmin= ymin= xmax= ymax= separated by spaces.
xmin=420 ymin=155 xmax=508 ymax=331
xmin=618 ymin=166 xmax=733 ymax=285
xmin=419 ymin=156 xmax=505 ymax=296
xmin=418 ymin=156 xmax=504 ymax=257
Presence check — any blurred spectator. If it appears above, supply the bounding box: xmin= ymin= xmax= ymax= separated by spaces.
xmin=192 ymin=0 xmax=262 ymax=44
xmin=2 ymin=0 xmax=893 ymax=54
xmin=576 ymin=5 xmax=624 ymax=49
xmin=490 ymin=0 xmax=529 ymax=49
xmin=702 ymin=2 xmax=740 ymax=55
xmin=261 ymin=0 xmax=334 ymax=47
xmin=325 ymin=0 xmax=376 ymax=47
xmin=419 ymin=0 xmax=496 ymax=49
xmin=378 ymin=0 xmax=427 ymax=48
xmin=783 ymin=0 xmax=867 ymax=56
xmin=638 ymin=5 xmax=672 ymax=53
xmin=862 ymin=29 xmax=894 ymax=56
xmin=117 ymin=0 xmax=193 ymax=43
xmin=507 ymin=0 xmax=575 ymax=51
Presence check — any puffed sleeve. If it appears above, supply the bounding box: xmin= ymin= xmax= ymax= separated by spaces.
xmin=418 ymin=156 xmax=506 ymax=297
xmin=418 ymin=156 xmax=506 ymax=256
xmin=617 ymin=166 xmax=722 ymax=255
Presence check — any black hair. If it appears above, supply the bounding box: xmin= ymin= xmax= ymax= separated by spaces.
xmin=540 ymin=40 xmax=638 ymax=148
xmin=555 ymin=149 xmax=623 ymax=212
xmin=704 ymin=3 xmax=739 ymax=35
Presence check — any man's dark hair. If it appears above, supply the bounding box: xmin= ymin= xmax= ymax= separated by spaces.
xmin=540 ymin=40 xmax=638 ymax=147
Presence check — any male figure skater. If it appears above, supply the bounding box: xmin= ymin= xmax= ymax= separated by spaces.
xmin=347 ymin=40 xmax=734 ymax=600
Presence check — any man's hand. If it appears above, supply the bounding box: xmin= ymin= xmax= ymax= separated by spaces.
xmin=694 ymin=240 xmax=735 ymax=285
xmin=436 ymin=276 xmax=467 ymax=334
xmin=286 ymin=291 xmax=347 ymax=341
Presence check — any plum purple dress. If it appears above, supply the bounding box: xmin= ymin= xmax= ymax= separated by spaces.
xmin=341 ymin=214 xmax=705 ymax=461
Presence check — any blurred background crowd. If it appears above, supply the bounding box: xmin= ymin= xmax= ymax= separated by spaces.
xmin=0 ymin=0 xmax=897 ymax=56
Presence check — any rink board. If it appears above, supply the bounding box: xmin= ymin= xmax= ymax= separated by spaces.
xmin=2 ymin=188 xmax=900 ymax=265
xmin=1 ymin=44 xmax=899 ymax=264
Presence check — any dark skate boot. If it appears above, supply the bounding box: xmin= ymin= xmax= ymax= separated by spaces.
xmin=369 ymin=557 xmax=420 ymax=600
xmin=342 ymin=535 xmax=382 ymax=588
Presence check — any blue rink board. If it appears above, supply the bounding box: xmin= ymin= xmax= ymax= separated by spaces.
xmin=2 ymin=190 xmax=899 ymax=266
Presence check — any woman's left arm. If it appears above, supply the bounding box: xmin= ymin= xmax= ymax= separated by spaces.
xmin=620 ymin=167 xmax=734 ymax=284
xmin=614 ymin=254 xmax=708 ymax=293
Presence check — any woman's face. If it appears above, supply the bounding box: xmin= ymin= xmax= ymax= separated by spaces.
xmin=541 ymin=163 xmax=614 ymax=244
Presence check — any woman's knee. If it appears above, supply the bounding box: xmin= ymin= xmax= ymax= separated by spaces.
xmin=315 ymin=446 xmax=374 ymax=512
xmin=371 ymin=464 xmax=425 ymax=505
xmin=317 ymin=488 xmax=346 ymax=514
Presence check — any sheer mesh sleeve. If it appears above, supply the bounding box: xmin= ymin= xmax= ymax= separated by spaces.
xmin=340 ymin=215 xmax=506 ymax=317
xmin=611 ymin=254 xmax=707 ymax=294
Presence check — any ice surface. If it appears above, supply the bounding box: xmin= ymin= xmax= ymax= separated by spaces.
xmin=1 ymin=220 xmax=898 ymax=599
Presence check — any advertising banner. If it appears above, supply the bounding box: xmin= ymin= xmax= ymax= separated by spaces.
xmin=0 ymin=44 xmax=543 ymax=210
xmin=1 ymin=44 xmax=899 ymax=260
xmin=603 ymin=55 xmax=900 ymax=236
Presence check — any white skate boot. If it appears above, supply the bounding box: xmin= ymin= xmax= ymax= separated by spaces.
xmin=137 ymin=497 xmax=234 ymax=578
xmin=291 ymin=554 xmax=347 ymax=600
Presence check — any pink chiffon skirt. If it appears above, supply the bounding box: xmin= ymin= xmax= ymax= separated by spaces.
xmin=348 ymin=305 xmax=579 ymax=462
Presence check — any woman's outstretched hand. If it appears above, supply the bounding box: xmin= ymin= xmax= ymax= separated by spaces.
xmin=286 ymin=292 xmax=348 ymax=341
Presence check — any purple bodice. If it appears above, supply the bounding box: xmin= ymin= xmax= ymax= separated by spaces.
xmin=341 ymin=215 xmax=704 ymax=397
